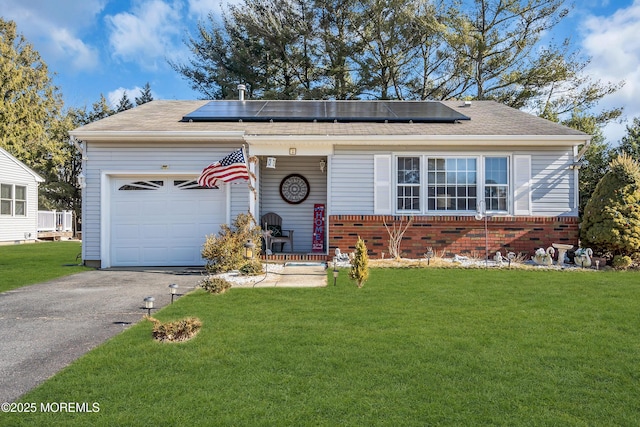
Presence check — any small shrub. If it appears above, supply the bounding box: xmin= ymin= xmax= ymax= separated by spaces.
xmin=199 ymin=276 xmax=232 ymax=294
xmin=145 ymin=316 xmax=202 ymax=343
xmin=201 ymin=213 xmax=263 ymax=273
xmin=239 ymin=260 xmax=263 ymax=275
xmin=612 ymin=255 xmax=633 ymax=270
xmin=349 ymin=237 xmax=369 ymax=288
xmin=383 ymin=216 xmax=413 ymax=260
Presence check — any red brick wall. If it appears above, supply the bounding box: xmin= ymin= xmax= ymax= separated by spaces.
xmin=329 ymin=215 xmax=579 ymax=259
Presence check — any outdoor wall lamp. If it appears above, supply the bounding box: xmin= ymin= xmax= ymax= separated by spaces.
xmin=169 ymin=283 xmax=179 ymax=303
xmin=77 ymin=172 xmax=86 ymax=189
xmin=266 ymin=157 xmax=276 ymax=169
xmin=143 ymin=296 xmax=155 ymax=316
xmin=244 ymin=239 xmax=256 ymax=259
xmin=319 ymin=159 xmax=327 ymax=173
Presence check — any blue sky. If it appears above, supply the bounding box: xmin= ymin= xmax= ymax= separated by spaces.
xmin=1 ymin=0 xmax=639 ymax=144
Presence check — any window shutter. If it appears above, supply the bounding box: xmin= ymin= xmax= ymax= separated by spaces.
xmin=374 ymin=155 xmax=392 ymax=214
xmin=513 ymin=155 xmax=531 ymax=215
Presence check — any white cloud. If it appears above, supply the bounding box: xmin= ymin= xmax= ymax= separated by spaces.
xmin=106 ymin=0 xmax=184 ymax=70
xmin=0 ymin=0 xmax=106 ymax=72
xmin=50 ymin=28 xmax=100 ymax=71
xmin=580 ymin=0 xmax=640 ymax=143
xmin=108 ymin=86 xmax=145 ymax=108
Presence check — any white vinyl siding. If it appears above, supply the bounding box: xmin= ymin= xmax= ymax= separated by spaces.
xmin=258 ymin=155 xmax=327 ymax=253
xmin=82 ymin=142 xmax=247 ymax=264
xmin=530 ymin=150 xmax=575 ymax=216
xmin=0 ymin=149 xmax=40 ymax=242
xmin=330 ymin=154 xmax=375 ymax=214
xmin=329 ymin=146 xmax=575 ymax=217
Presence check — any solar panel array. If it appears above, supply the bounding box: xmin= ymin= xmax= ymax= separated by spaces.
xmin=182 ymin=100 xmax=470 ymax=123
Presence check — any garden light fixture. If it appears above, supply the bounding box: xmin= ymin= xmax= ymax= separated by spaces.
xmin=333 ymin=261 xmax=339 ymax=286
xmin=169 ymin=284 xmax=179 ymax=303
xmin=244 ymin=239 xmax=256 ymax=259
xmin=143 ymin=296 xmax=155 ymax=316
xmin=425 ymin=247 xmax=434 ymax=265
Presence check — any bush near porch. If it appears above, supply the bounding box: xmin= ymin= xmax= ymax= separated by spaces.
xmin=201 ymin=213 xmax=263 ymax=274
xmin=9 ymin=268 xmax=640 ymax=426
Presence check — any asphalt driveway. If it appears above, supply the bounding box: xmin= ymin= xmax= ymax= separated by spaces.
xmin=0 ymin=268 xmax=203 ymax=403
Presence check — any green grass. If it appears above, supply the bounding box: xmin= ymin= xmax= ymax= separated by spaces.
xmin=7 ymin=268 xmax=640 ymax=426
xmin=0 ymin=241 xmax=90 ymax=292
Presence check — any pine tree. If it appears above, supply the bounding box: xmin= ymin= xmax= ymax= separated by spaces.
xmin=618 ymin=117 xmax=640 ymax=161
xmin=0 ymin=18 xmax=64 ymax=168
xmin=135 ymin=82 xmax=154 ymax=105
xmin=116 ymin=91 xmax=134 ymax=112
xmin=88 ymin=94 xmax=114 ymax=122
xmin=580 ymin=154 xmax=640 ymax=257
xmin=349 ymin=237 xmax=369 ymax=288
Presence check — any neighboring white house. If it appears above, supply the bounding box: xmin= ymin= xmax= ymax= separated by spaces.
xmin=70 ymin=99 xmax=589 ymax=268
xmin=0 ymin=147 xmax=44 ymax=244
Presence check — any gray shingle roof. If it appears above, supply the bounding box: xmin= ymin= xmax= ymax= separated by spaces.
xmin=71 ymin=99 xmax=588 ymax=138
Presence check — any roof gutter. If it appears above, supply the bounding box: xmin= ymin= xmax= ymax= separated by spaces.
xmin=68 ymin=130 xmax=247 ymax=142
xmin=244 ymin=134 xmax=591 ymax=146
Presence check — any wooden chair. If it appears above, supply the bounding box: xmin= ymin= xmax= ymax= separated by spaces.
xmin=261 ymin=212 xmax=294 ymax=253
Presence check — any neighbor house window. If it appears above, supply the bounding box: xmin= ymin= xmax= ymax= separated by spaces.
xmin=1 ymin=184 xmax=27 ymax=216
xmin=14 ymin=185 xmax=26 ymax=216
xmin=0 ymin=184 xmax=11 ymax=215
xmin=397 ymin=157 xmax=420 ymax=211
xmin=485 ymin=157 xmax=508 ymax=212
xmin=427 ymin=158 xmax=477 ymax=211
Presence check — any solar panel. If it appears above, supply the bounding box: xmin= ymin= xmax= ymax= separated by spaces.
xmin=182 ymin=100 xmax=470 ymax=123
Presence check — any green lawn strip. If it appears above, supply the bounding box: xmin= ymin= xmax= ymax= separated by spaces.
xmin=7 ymin=269 xmax=640 ymax=426
xmin=0 ymin=241 xmax=90 ymax=292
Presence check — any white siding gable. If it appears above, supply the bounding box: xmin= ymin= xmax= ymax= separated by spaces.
xmin=0 ymin=148 xmax=43 ymax=242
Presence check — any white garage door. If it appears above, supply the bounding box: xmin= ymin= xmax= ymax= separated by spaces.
xmin=111 ymin=177 xmax=227 ymax=267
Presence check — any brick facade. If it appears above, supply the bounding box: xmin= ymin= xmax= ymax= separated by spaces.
xmin=329 ymin=215 xmax=579 ymax=259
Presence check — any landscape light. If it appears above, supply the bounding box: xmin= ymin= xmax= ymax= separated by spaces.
xmin=169 ymin=284 xmax=179 ymax=303
xmin=244 ymin=239 xmax=255 ymax=260
xmin=143 ymin=296 xmax=155 ymax=316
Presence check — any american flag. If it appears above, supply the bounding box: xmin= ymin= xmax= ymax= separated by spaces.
xmin=198 ymin=148 xmax=249 ymax=188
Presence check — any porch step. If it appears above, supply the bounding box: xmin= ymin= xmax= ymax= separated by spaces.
xmin=261 ymin=253 xmax=329 ymax=263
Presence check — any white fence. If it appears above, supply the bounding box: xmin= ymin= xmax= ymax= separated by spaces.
xmin=38 ymin=210 xmax=73 ymax=232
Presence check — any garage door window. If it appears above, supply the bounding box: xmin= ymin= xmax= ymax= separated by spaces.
xmin=119 ymin=180 xmax=164 ymax=191
xmin=174 ymin=180 xmax=216 ymax=190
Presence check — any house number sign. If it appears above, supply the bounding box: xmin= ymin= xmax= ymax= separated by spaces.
xmin=279 ymin=174 xmax=310 ymax=204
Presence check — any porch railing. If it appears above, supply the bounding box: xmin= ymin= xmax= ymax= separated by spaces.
xmin=38 ymin=210 xmax=73 ymax=232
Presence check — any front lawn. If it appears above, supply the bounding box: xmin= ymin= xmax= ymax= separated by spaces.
xmin=8 ymin=268 xmax=640 ymax=426
xmin=0 ymin=241 xmax=90 ymax=292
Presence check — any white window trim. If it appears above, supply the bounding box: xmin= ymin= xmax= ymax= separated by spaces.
xmin=392 ymin=153 xmax=512 ymax=216
xmin=0 ymin=183 xmax=27 ymax=217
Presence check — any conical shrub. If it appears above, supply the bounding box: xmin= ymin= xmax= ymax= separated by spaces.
xmin=349 ymin=237 xmax=369 ymax=288
xmin=580 ymin=154 xmax=640 ymax=256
